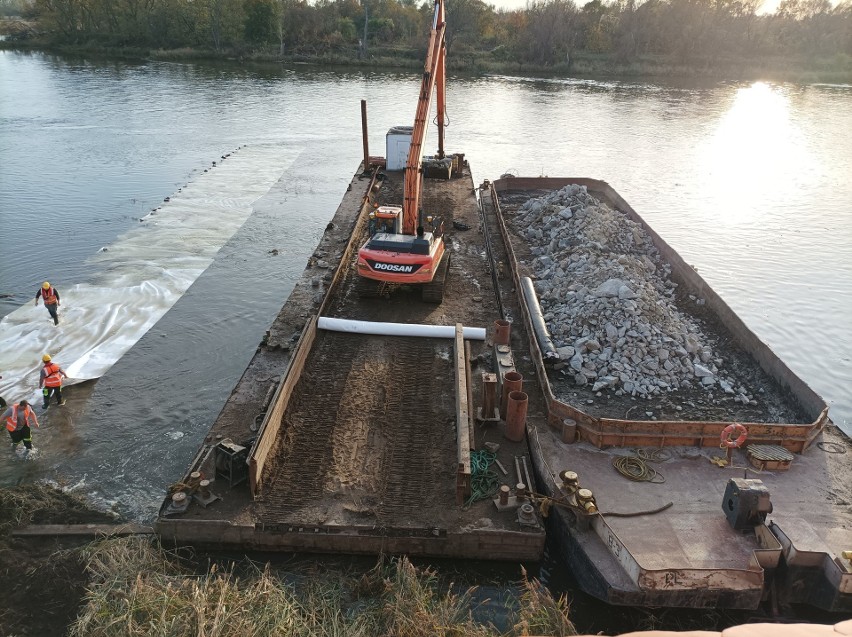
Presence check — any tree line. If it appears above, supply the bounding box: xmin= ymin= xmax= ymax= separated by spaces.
xmin=5 ymin=0 xmax=852 ymax=68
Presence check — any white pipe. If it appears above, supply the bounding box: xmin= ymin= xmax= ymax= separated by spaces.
xmin=318 ymin=316 xmax=486 ymax=340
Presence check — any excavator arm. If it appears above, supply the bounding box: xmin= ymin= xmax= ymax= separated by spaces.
xmin=402 ymin=0 xmax=446 ymax=236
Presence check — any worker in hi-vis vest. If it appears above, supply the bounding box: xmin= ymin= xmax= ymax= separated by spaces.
xmin=39 ymin=354 xmax=67 ymax=409
xmin=4 ymin=400 xmax=39 ymax=453
xmin=35 ymin=281 xmax=61 ymax=325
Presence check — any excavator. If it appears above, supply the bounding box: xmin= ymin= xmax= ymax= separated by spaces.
xmin=356 ymin=0 xmax=451 ymax=304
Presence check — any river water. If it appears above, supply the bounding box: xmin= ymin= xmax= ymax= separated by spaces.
xmin=1 ymin=52 xmax=850 ymax=523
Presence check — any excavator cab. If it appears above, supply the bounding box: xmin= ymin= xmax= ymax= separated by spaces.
xmin=368 ymin=206 xmax=402 ymax=236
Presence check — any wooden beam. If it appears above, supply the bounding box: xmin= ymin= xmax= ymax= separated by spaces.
xmin=11 ymin=523 xmax=154 ymax=538
xmin=455 ymin=323 xmax=471 ymax=505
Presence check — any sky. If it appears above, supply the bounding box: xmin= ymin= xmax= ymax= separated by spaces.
xmin=484 ymin=0 xmax=809 ymax=14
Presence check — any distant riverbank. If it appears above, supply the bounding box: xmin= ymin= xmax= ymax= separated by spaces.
xmin=2 ymin=28 xmax=851 ymax=84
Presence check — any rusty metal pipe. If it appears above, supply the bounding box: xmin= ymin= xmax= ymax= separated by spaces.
xmin=361 ymin=100 xmax=370 ymax=172
xmin=501 ymin=371 xmax=523 ymax=419
xmin=505 ymin=391 xmax=528 ymax=442
xmin=494 ymin=319 xmax=511 ymax=346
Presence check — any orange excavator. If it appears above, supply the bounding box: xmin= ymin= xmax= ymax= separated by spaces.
xmin=356 ymin=0 xmax=450 ymax=303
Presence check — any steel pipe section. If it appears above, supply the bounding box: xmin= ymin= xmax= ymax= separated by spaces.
xmin=318 ymin=316 xmax=486 ymax=340
xmin=520 ymin=276 xmax=559 ymax=360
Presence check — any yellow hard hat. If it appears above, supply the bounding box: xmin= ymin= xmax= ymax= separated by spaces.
xmin=42 ymin=354 xmax=52 ymax=362
xmin=42 ymin=281 xmax=50 ymax=289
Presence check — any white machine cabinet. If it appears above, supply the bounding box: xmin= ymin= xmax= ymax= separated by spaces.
xmin=385 ymin=126 xmax=413 ymax=171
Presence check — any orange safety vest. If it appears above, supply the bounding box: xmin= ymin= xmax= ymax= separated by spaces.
xmin=43 ymin=362 xmax=64 ymax=388
xmin=5 ymin=405 xmax=36 ymax=432
xmin=41 ymin=287 xmax=58 ymax=305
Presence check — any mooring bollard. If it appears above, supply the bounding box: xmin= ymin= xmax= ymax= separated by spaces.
xmin=499 ymin=484 xmax=510 ymax=506
xmin=561 ymin=418 xmax=577 ymax=444
xmin=188 ymin=471 xmax=203 ymax=491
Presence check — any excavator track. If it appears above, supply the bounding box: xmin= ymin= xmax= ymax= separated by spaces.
xmin=421 ymin=252 xmax=450 ymax=303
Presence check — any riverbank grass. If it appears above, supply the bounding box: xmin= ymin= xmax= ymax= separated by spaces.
xmin=71 ymin=536 xmax=576 ymax=636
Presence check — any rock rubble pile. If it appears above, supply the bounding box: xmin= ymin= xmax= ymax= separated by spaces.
xmin=512 ymin=184 xmax=757 ymax=405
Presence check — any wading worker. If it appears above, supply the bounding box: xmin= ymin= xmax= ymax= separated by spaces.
xmin=39 ymin=354 xmax=67 ymax=408
xmin=4 ymin=399 xmax=39 ymax=453
xmin=35 ymin=281 xmax=61 ymax=326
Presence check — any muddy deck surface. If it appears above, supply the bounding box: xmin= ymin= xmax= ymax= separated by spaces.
xmin=158 ymin=164 xmax=545 ymax=557
xmin=254 ymin=166 xmax=535 ymax=531
xmin=257 ymin=334 xmax=458 ymax=527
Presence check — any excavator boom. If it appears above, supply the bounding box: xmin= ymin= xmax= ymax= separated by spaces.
xmin=403 ymin=0 xmax=446 ymax=235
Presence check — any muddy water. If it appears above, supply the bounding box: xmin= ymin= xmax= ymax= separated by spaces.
xmin=1 ymin=54 xmax=850 ymax=521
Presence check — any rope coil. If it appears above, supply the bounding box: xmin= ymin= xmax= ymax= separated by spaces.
xmin=464 ymin=450 xmax=500 ymax=508
xmin=612 ymin=453 xmax=666 ymax=483
xmin=817 ymin=441 xmax=847 ymax=454
xmin=635 ymin=448 xmax=672 ymax=463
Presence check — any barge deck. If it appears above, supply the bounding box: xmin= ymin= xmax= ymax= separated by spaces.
xmin=156 ymin=165 xmax=850 ymax=612
xmin=484 ymin=177 xmax=851 ymax=612
xmin=156 ymin=162 xmax=545 ymax=561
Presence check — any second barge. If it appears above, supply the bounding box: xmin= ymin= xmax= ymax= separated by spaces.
xmin=483 ymin=176 xmax=851 ymax=612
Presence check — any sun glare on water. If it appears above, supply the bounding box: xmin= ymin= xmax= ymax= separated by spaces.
xmin=701 ymin=82 xmax=814 ymax=227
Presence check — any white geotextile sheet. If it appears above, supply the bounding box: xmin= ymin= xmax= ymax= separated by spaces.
xmin=0 ymin=144 xmax=296 ymax=406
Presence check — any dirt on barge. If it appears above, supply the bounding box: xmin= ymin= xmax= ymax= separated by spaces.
xmin=484 ymin=176 xmax=851 ymax=613
xmin=156 ymin=161 xmax=546 ymax=562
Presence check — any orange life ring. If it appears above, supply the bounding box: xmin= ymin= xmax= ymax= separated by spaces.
xmin=720 ymin=423 xmax=748 ymax=448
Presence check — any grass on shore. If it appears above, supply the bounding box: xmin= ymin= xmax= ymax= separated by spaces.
xmin=70 ymin=536 xmax=576 ymax=637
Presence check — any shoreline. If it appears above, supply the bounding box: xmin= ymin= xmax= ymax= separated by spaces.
xmin=2 ymin=39 xmax=851 ymax=84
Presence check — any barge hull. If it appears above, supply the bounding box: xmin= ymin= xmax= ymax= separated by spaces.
xmin=486 ymin=177 xmax=851 ymax=611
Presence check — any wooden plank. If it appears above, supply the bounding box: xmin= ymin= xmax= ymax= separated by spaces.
xmin=249 ymin=171 xmax=381 ymax=496
xmin=465 ymin=340 xmax=475 ymax=452
xmin=455 ymin=323 xmax=471 ymax=504
xmin=249 ymin=316 xmax=317 ymax=496
xmin=12 ymin=523 xmax=154 ymax=538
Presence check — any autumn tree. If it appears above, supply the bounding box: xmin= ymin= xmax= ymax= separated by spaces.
xmin=444 ymin=0 xmax=490 ymax=54
xmin=519 ymin=0 xmax=581 ymax=65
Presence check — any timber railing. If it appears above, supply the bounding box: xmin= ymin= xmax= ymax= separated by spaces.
xmin=489 ymin=177 xmax=828 ymax=453
xmin=248 ymin=317 xmax=316 ymax=496
xmin=248 ymin=167 xmax=381 ymax=497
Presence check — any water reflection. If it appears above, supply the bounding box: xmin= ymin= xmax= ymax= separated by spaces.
xmin=1 ymin=52 xmax=850 ymax=512
xmin=702 ymin=82 xmax=813 ymax=226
